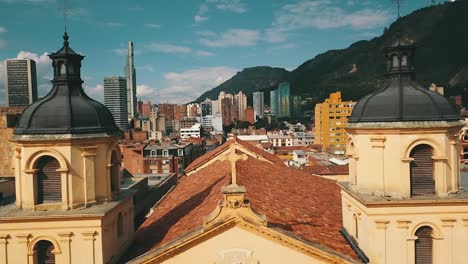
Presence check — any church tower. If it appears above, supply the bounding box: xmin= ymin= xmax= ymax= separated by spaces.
xmin=341 ymin=34 xmax=468 ymax=264
xmin=0 ymin=33 xmax=134 ymax=264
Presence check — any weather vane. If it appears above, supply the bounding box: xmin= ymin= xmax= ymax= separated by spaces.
xmin=392 ymin=0 xmax=403 ymax=18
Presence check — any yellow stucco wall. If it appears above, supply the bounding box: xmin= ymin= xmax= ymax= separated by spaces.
xmin=159 ymin=226 xmax=329 ymax=264
xmin=342 ymin=191 xmax=468 ymax=264
xmin=0 ymin=196 xmax=133 ymax=264
xmin=346 ymin=123 xmax=462 ymax=198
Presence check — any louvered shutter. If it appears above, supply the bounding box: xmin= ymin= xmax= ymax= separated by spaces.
xmin=410 ymin=145 xmax=434 ymax=195
xmin=415 ymin=226 xmax=433 ymax=264
xmin=37 ymin=157 xmax=61 ymax=203
xmin=36 ymin=241 xmax=56 ymax=264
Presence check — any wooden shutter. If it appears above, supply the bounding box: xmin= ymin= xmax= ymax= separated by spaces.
xmin=410 ymin=145 xmax=434 ymax=195
xmin=415 ymin=226 xmax=433 ymax=264
xmin=37 ymin=157 xmax=61 ymax=203
xmin=36 ymin=241 xmax=56 ymax=264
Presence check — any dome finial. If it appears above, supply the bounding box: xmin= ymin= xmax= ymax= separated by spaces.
xmin=63 ymin=31 xmax=69 ymax=47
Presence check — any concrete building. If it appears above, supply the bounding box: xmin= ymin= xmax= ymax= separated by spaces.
xmin=278 ymin=82 xmax=290 ymax=118
xmin=252 ymin=91 xmax=264 ymax=120
xmin=3 ymin=59 xmax=38 ymax=106
xmin=125 ymin=41 xmax=138 ymax=119
xmin=104 ymin=76 xmax=128 ymax=131
xmin=314 ymin=91 xmax=355 ymax=154
xmin=270 ymin=90 xmax=278 ymax=116
xmin=0 ymin=33 xmax=134 ymax=264
xmin=201 ymin=114 xmax=223 ymax=132
xmin=141 ymin=101 xmax=152 ymax=117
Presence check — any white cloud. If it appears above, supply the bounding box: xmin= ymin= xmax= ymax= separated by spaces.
xmin=146 ymin=43 xmax=192 ymax=54
xmin=68 ymin=7 xmax=89 ymax=17
xmin=208 ymin=0 xmax=247 ymax=13
xmin=112 ymin=48 xmax=127 ymax=56
xmin=200 ymin=29 xmax=260 ymax=47
xmin=144 ymin=23 xmax=161 ymax=28
xmin=272 ymin=0 xmax=391 ymax=30
xmin=194 ymin=15 xmax=209 ymax=23
xmin=106 ymin=22 xmax=122 ymax=27
xmin=137 ymin=67 xmax=237 ymax=104
xmin=136 ymin=64 xmax=156 ymax=72
xmin=195 ymin=0 xmax=247 ymax=23
xmin=83 ymin=84 xmax=104 ymax=102
xmin=0 ymin=27 xmax=7 ymax=33
xmin=196 ymin=50 xmax=215 ymax=56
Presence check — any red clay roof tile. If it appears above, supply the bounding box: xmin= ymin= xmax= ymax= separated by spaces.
xmin=126 ymin=139 xmax=357 ymax=261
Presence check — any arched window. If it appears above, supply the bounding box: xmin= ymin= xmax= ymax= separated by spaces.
xmin=150 ymin=150 xmax=157 ymax=157
xmin=392 ymin=55 xmax=399 ymax=68
xmin=410 ymin=144 xmax=435 ymax=196
xmin=401 ymin=54 xmax=408 ymax=66
xmin=36 ymin=156 xmax=61 ymax=204
xmin=34 ymin=240 xmax=55 ymax=264
xmin=163 ymin=149 xmax=169 ymax=157
xmin=110 ymin=150 xmax=120 ymax=193
xmin=415 ymin=226 xmax=433 ymax=264
xmin=117 ymin=212 xmax=124 ymax=238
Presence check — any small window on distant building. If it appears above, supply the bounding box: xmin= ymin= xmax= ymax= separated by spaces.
xmin=401 ymin=55 xmax=408 ymax=66
xmin=163 ymin=150 xmax=169 ymax=157
xmin=178 ymin=149 xmax=184 ymax=156
xmin=392 ymin=55 xmax=399 ymax=68
xmin=150 ymin=150 xmax=157 ymax=157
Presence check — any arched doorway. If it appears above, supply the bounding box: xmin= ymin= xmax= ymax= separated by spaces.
xmin=110 ymin=150 xmax=120 ymax=193
xmin=36 ymin=156 xmax=61 ymax=203
xmin=34 ymin=240 xmax=56 ymax=264
xmin=410 ymin=144 xmax=435 ymax=196
xmin=415 ymin=226 xmax=433 ymax=264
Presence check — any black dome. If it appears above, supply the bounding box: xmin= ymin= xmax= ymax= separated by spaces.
xmin=14 ymin=33 xmax=120 ymax=136
xmin=348 ymin=35 xmax=459 ymax=123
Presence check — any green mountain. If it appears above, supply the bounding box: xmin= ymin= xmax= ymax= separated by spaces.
xmin=194 ymin=0 xmax=468 ymax=105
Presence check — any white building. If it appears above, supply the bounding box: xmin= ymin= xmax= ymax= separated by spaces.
xmin=180 ymin=123 xmax=202 ymax=139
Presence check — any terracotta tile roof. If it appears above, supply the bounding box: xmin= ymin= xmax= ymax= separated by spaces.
xmin=302 ymin=164 xmax=349 ymax=175
xmin=185 ymin=137 xmax=284 ymax=172
xmin=126 ymin=153 xmax=358 ymax=261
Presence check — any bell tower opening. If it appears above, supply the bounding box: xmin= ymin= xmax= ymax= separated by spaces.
xmin=34 ymin=240 xmax=56 ymax=264
xmin=410 ymin=144 xmax=435 ymax=196
xmin=415 ymin=226 xmax=433 ymax=264
xmin=36 ymin=156 xmax=62 ymax=204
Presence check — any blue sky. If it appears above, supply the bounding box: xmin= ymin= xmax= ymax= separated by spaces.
xmin=0 ymin=0 xmax=449 ymax=105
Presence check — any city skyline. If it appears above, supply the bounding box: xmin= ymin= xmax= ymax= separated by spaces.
xmin=0 ymin=0 xmax=440 ymax=105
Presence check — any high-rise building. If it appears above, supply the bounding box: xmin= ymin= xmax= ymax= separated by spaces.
xmin=314 ymin=91 xmax=355 ymax=153
xmin=244 ymin=106 xmax=255 ymax=124
xmin=125 ymin=41 xmax=137 ymax=120
xmin=278 ymin=82 xmax=290 ymax=118
xmin=270 ymin=90 xmax=278 ymax=116
xmin=291 ymin=96 xmax=302 ymax=119
xmin=235 ymin=91 xmax=247 ymax=120
xmin=252 ymin=91 xmax=264 ymax=120
xmin=201 ymin=99 xmax=213 ymax=117
xmin=104 ymin=76 xmax=128 ymax=131
xmin=142 ymin=101 xmax=152 ymax=117
xmin=137 ymin=100 xmax=143 ymax=116
xmin=3 ymin=59 xmax=38 ymax=106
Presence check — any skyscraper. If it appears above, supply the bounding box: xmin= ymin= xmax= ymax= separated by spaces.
xmin=104 ymin=76 xmax=128 ymax=131
xmin=125 ymin=41 xmax=137 ymax=120
xmin=235 ymin=91 xmax=247 ymax=121
xmin=291 ymin=95 xmax=302 ymax=119
xmin=270 ymin=90 xmax=278 ymax=116
xmin=278 ymin=82 xmax=290 ymax=118
xmin=3 ymin=59 xmax=38 ymax=106
xmin=252 ymin=91 xmax=264 ymax=120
